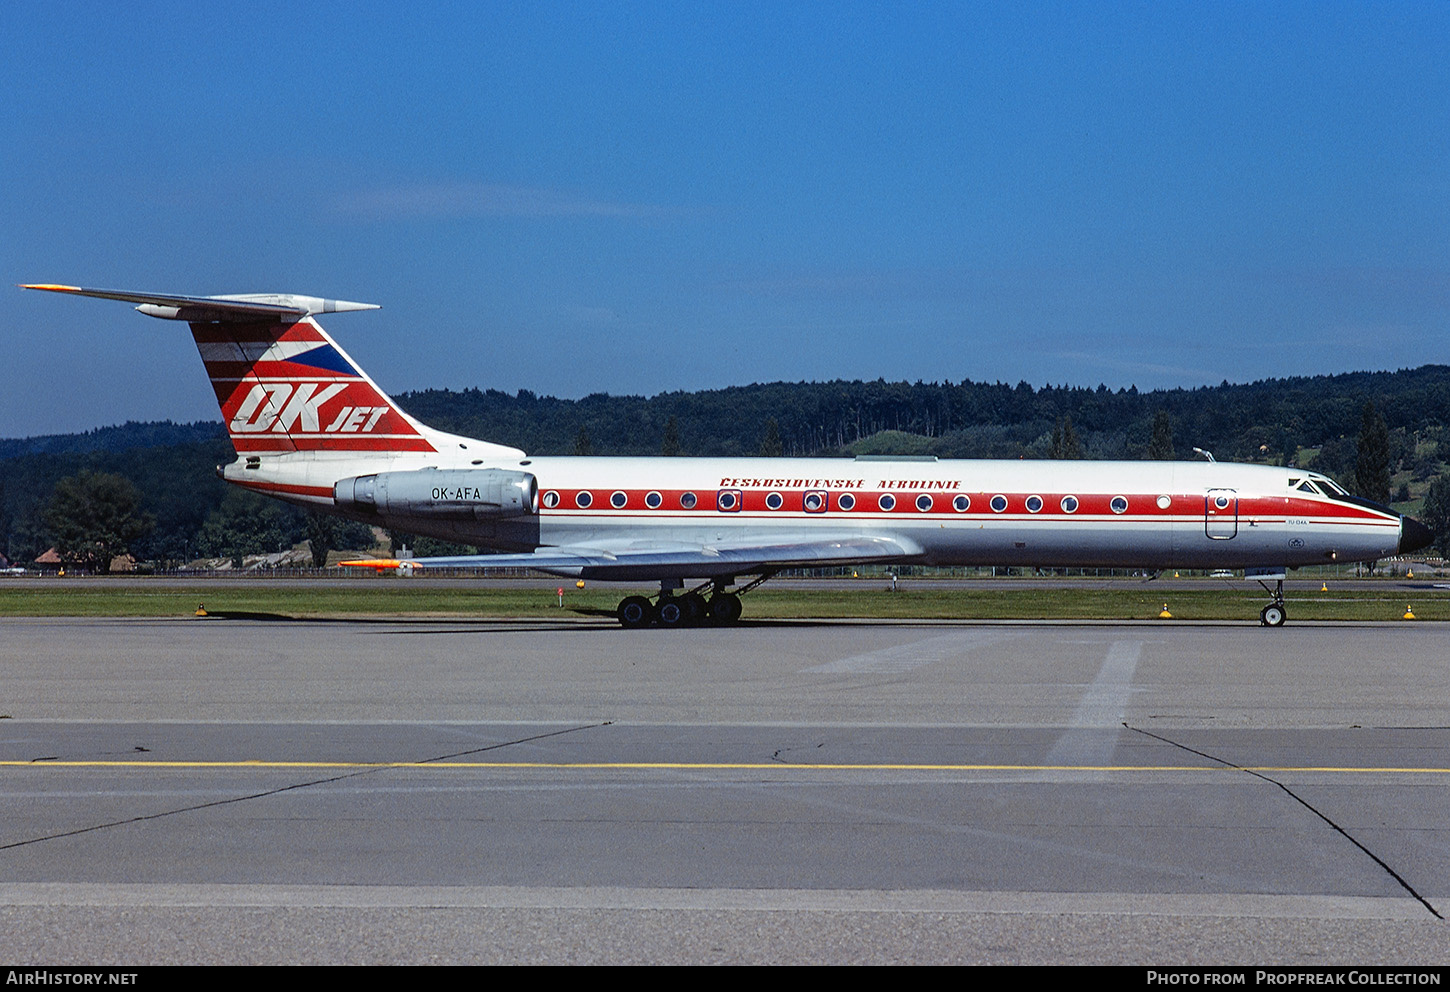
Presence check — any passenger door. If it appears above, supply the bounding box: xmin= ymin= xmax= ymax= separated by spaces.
xmin=1205 ymin=489 xmax=1238 ymax=540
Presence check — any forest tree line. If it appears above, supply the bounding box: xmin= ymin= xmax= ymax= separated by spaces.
xmin=5 ymin=363 xmax=1450 ymax=568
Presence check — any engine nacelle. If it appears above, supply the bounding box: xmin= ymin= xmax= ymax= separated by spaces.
xmin=334 ymin=468 xmax=538 ymax=521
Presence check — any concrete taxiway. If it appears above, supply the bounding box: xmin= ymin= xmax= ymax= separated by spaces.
xmin=1 ymin=616 xmax=1447 ymax=963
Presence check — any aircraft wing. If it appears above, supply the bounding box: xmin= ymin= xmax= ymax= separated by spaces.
xmin=344 ymin=532 xmax=924 ymax=581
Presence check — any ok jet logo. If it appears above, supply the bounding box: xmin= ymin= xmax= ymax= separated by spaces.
xmin=229 ymin=382 xmax=389 ymax=434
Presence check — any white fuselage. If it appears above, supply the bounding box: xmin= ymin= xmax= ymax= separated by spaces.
xmin=228 ymin=450 xmax=1404 ymax=574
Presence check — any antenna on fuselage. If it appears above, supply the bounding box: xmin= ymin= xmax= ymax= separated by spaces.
xmin=1192 ymin=447 xmax=1215 ymax=462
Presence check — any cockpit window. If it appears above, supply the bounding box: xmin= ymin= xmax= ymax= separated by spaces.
xmin=1300 ymin=473 xmax=1379 ymax=508
xmin=1296 ymin=480 xmax=1322 ymax=495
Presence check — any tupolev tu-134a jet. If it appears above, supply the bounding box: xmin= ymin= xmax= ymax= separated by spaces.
xmin=25 ymin=283 xmax=1435 ymax=627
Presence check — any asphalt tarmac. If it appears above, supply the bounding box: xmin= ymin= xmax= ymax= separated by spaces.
xmin=1 ymin=616 xmax=1447 ymax=964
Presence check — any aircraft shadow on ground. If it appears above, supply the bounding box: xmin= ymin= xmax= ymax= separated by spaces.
xmin=183 ymin=611 xmax=1360 ymax=632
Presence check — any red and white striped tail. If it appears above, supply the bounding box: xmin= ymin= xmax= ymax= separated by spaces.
xmin=23 ymin=284 xmax=522 ymax=461
xmin=195 ymin=317 xmax=437 ymax=454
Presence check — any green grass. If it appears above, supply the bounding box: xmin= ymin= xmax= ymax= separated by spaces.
xmin=1 ymin=583 xmax=1444 ymax=621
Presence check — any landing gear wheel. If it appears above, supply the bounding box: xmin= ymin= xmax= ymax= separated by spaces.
xmin=618 ymin=595 xmax=655 ymax=628
xmin=1260 ymin=604 xmax=1286 ymax=627
xmin=680 ymin=592 xmax=708 ymax=625
xmin=656 ymin=597 xmax=687 ymax=627
xmin=708 ymin=592 xmax=743 ymax=624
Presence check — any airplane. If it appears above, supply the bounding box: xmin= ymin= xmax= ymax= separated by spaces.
xmin=24 ymin=283 xmax=1435 ymax=628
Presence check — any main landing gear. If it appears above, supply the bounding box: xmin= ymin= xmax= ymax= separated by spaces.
xmin=1257 ymin=578 xmax=1287 ymax=627
xmin=615 ymin=575 xmax=767 ymax=628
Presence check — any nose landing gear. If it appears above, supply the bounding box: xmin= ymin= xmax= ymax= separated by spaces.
xmin=1257 ymin=578 xmax=1287 ymax=627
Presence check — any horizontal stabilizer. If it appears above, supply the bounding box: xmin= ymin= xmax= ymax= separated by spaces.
xmin=21 ymin=284 xmax=378 ymax=322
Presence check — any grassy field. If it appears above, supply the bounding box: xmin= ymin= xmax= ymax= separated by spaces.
xmin=1 ymin=582 xmax=1444 ymax=621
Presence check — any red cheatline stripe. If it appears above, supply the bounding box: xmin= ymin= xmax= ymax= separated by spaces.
xmin=531 ymin=489 xmax=1397 ymax=521
xmin=231 ymin=480 xmax=336 ymax=497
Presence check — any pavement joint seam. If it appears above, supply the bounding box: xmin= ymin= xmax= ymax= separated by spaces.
xmin=0 ymin=722 xmax=609 ymax=855
xmin=1123 ymin=722 xmax=1444 ymax=921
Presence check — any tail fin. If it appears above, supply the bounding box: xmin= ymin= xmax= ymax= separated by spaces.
xmin=23 ymin=285 xmax=522 ymax=459
xmin=193 ymin=314 xmax=437 ymax=454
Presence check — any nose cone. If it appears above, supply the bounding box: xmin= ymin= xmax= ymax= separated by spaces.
xmin=1399 ymin=515 xmax=1435 ymax=554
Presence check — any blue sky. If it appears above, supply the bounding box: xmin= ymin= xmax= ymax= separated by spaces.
xmin=4 ymin=1 xmax=1447 ymax=437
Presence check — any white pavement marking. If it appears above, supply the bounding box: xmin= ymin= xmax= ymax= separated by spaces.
xmin=800 ymin=629 xmax=1024 ymax=674
xmin=1045 ymin=640 xmax=1143 ymax=766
